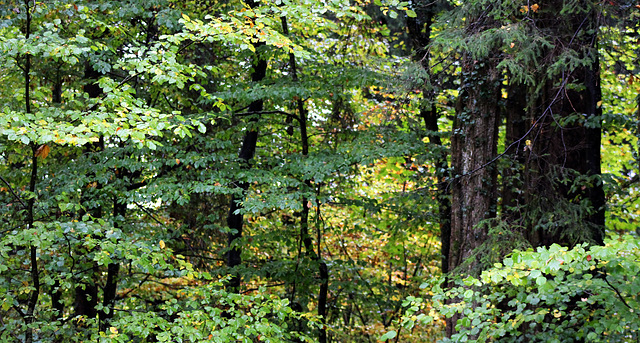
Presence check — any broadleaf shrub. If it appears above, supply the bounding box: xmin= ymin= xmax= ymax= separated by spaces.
xmin=397 ymin=235 xmax=640 ymax=342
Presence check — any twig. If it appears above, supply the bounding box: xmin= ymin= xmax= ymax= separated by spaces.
xmin=0 ymin=175 xmax=28 ymax=210
xmin=603 ymin=272 xmax=637 ymax=314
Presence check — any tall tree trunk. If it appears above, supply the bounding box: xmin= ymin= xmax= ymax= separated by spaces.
xmin=448 ymin=59 xmax=501 ymax=274
xmin=73 ymin=61 xmax=103 ymax=321
xmin=226 ymin=0 xmax=267 ymax=291
xmin=281 ymin=16 xmax=328 ymax=343
xmin=407 ymin=1 xmax=451 ymax=274
xmin=22 ymin=2 xmax=40 ymax=342
xmin=99 ymin=179 xmax=125 ymax=331
xmin=526 ymin=1 xmax=604 ymax=247
xmin=447 ymin=57 xmax=501 ymax=337
xmin=50 ymin=63 xmax=64 ymax=322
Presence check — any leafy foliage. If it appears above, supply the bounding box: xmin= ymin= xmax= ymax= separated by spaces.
xmin=1 ymin=0 xmax=640 ymax=342
xmin=399 ymin=235 xmax=640 ymax=342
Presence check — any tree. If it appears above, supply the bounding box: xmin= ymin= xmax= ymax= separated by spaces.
xmin=397 ymin=0 xmax=634 ymax=340
xmin=436 ymin=0 xmax=606 ymax=276
xmin=1 ymin=0 xmax=434 ymax=341
xmin=2 ymin=0 xmax=639 ymax=342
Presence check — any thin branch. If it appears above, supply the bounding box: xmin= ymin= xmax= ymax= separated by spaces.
xmin=0 ymin=175 xmax=28 ymax=210
xmin=77 ymin=39 xmax=199 ymax=120
xmin=233 ymin=110 xmax=299 ymax=123
xmin=446 ymin=73 xmax=572 ymax=190
xmin=603 ymin=272 xmax=637 ymax=313
xmin=241 ymin=282 xmax=286 ymax=295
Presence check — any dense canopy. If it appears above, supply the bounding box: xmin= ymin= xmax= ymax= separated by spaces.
xmin=0 ymin=0 xmax=639 ymax=342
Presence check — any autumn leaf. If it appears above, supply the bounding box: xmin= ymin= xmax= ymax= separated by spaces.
xmin=35 ymin=144 xmax=50 ymax=159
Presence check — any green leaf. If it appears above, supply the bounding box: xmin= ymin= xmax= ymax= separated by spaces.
xmin=380 ymin=330 xmax=397 ymax=341
xmin=463 ymin=289 xmax=474 ymax=299
xmin=535 ymin=276 xmax=547 ymax=286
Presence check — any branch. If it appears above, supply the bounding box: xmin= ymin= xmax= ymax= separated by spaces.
xmin=603 ymin=272 xmax=637 ymax=313
xmin=233 ymin=110 xmax=299 ymax=123
xmin=77 ymin=39 xmax=199 ymax=120
xmin=0 ymin=175 xmax=28 ymax=210
xmin=446 ymin=74 xmax=573 ymax=189
xmin=241 ymin=282 xmax=286 ymax=295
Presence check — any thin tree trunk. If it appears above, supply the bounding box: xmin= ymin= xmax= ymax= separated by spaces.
xmin=50 ymin=58 xmax=64 ymax=323
xmin=281 ymin=16 xmax=328 ymax=343
xmin=407 ymin=1 xmax=451 ymax=274
xmin=99 ymin=188 xmax=125 ymax=330
xmin=226 ymin=0 xmax=267 ymax=291
xmin=23 ymin=2 xmax=40 ymax=341
xmin=74 ymin=61 xmax=103 ymax=321
xmin=501 ymin=80 xmax=528 ymax=221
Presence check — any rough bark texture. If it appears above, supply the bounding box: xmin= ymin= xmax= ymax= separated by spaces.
xmin=524 ymin=3 xmax=604 ymax=247
xmin=501 ymin=81 xmax=528 ymax=221
xmin=447 ymin=58 xmax=501 ymax=338
xmin=449 ymin=60 xmax=501 ymax=274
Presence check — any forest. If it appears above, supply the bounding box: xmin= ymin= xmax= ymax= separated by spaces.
xmin=0 ymin=0 xmax=639 ymax=342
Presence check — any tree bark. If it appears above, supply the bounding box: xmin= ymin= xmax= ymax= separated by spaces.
xmin=225 ymin=0 xmax=267 ymax=291
xmin=525 ymin=2 xmax=604 ymax=247
xmin=501 ymin=81 xmax=528 ymax=221
xmin=281 ymin=16 xmax=328 ymax=342
xmin=448 ymin=59 xmax=501 ymax=275
xmin=73 ymin=61 xmax=104 ymax=321
xmin=99 ymin=186 xmax=125 ymax=331
xmin=447 ymin=57 xmax=501 ymax=338
xmin=23 ymin=2 xmax=40 ymax=342
xmin=407 ymin=1 xmax=451 ymax=274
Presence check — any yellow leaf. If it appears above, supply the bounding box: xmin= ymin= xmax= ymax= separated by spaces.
xmin=175 ymin=158 xmax=180 ymax=165
xmin=35 ymin=144 xmax=50 ymax=159
xmin=159 ymin=240 xmax=166 ymax=249
xmin=109 ymin=327 xmax=118 ymax=334
xmin=181 ymin=13 xmax=190 ymax=22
